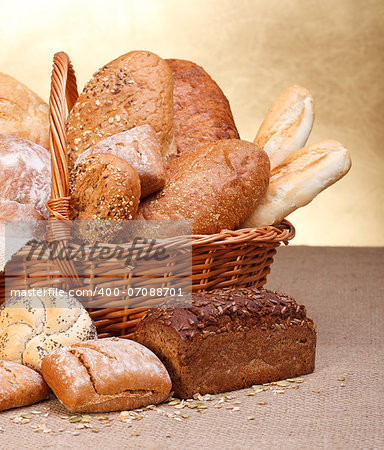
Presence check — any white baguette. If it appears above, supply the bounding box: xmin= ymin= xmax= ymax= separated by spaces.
xmin=255 ymin=85 xmax=314 ymax=169
xmin=242 ymin=140 xmax=352 ymax=227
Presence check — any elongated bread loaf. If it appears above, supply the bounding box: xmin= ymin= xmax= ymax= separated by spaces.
xmin=138 ymin=139 xmax=270 ymax=234
xmin=242 ymin=140 xmax=352 ymax=227
xmin=255 ymin=85 xmax=314 ymax=169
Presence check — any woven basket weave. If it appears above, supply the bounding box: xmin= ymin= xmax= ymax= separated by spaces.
xmin=2 ymin=52 xmax=295 ymax=338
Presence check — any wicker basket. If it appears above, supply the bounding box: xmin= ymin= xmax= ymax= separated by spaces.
xmin=1 ymin=52 xmax=295 ymax=338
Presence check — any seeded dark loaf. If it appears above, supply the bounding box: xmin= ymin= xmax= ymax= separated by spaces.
xmin=134 ymin=287 xmax=316 ymax=398
xmin=166 ymin=59 xmax=239 ymax=155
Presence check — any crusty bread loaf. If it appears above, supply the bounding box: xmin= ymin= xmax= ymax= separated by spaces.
xmin=0 ymin=290 xmax=96 ymax=372
xmin=138 ymin=139 xmax=270 ymax=234
xmin=41 ymin=338 xmax=172 ymax=412
xmin=66 ymin=51 xmax=176 ymax=169
xmin=0 ymin=360 xmax=50 ymax=411
xmin=0 ymin=134 xmax=51 ymax=218
xmin=242 ymin=140 xmax=352 ymax=227
xmin=166 ymin=59 xmax=239 ymax=155
xmin=255 ymin=85 xmax=314 ymax=169
xmin=0 ymin=72 xmax=49 ymax=149
xmin=74 ymin=125 xmax=165 ymax=199
xmin=134 ymin=287 xmax=316 ymax=398
xmin=0 ymin=200 xmax=44 ymax=222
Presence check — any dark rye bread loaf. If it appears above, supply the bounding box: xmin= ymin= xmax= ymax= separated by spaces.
xmin=134 ymin=288 xmax=316 ymax=398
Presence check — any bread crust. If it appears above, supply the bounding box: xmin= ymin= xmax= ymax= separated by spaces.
xmin=134 ymin=288 xmax=316 ymax=398
xmin=0 ymin=360 xmax=50 ymax=411
xmin=0 ymin=72 xmax=49 ymax=149
xmin=138 ymin=139 xmax=270 ymax=234
xmin=166 ymin=59 xmax=239 ymax=155
xmin=66 ymin=51 xmax=176 ymax=169
xmin=41 ymin=338 xmax=172 ymax=412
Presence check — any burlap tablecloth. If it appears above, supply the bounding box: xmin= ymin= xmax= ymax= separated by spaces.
xmin=0 ymin=246 xmax=383 ymax=449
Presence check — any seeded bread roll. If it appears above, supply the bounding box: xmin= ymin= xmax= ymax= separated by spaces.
xmin=166 ymin=59 xmax=239 ymax=155
xmin=70 ymin=153 xmax=141 ymax=221
xmin=66 ymin=50 xmax=176 ymax=169
xmin=74 ymin=125 xmax=165 ymax=199
xmin=0 ymin=290 xmax=97 ymax=372
xmin=138 ymin=139 xmax=270 ymax=234
xmin=41 ymin=338 xmax=172 ymax=413
xmin=0 ymin=360 xmax=50 ymax=411
xmin=0 ymin=72 xmax=49 ymax=149
xmin=134 ymin=287 xmax=316 ymax=398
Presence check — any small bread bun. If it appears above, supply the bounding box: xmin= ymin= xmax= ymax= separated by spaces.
xmin=0 ymin=290 xmax=97 ymax=372
xmin=0 ymin=72 xmax=49 ymax=149
xmin=255 ymin=85 xmax=314 ymax=169
xmin=242 ymin=140 xmax=352 ymax=227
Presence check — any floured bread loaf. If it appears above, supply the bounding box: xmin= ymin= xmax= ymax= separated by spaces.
xmin=0 ymin=360 xmax=50 ymax=411
xmin=41 ymin=338 xmax=172 ymax=412
xmin=0 ymin=72 xmax=49 ymax=149
xmin=66 ymin=50 xmax=176 ymax=169
xmin=0 ymin=290 xmax=97 ymax=372
xmin=242 ymin=140 xmax=352 ymax=227
xmin=255 ymin=85 xmax=314 ymax=169
xmin=74 ymin=125 xmax=165 ymax=199
xmin=0 ymin=134 xmax=51 ymax=218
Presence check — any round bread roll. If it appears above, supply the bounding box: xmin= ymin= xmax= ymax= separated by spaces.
xmin=0 ymin=72 xmax=49 ymax=149
xmin=0 ymin=134 xmax=51 ymax=217
xmin=0 ymin=290 xmax=97 ymax=372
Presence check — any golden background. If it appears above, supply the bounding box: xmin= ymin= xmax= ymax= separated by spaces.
xmin=0 ymin=0 xmax=383 ymax=245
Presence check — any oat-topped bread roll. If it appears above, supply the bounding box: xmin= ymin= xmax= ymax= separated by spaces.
xmin=138 ymin=139 xmax=270 ymax=234
xmin=41 ymin=338 xmax=172 ymax=412
xmin=134 ymin=287 xmax=316 ymax=398
xmin=0 ymin=72 xmax=49 ymax=149
xmin=74 ymin=125 xmax=165 ymax=199
xmin=0 ymin=290 xmax=96 ymax=372
xmin=166 ymin=59 xmax=239 ymax=155
xmin=242 ymin=140 xmax=352 ymax=227
xmin=67 ymin=50 xmax=176 ymax=169
xmin=255 ymin=85 xmax=314 ymax=170
xmin=0 ymin=360 xmax=50 ymax=411
xmin=0 ymin=134 xmax=51 ymax=218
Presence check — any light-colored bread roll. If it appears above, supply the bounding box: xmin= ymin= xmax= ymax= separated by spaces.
xmin=66 ymin=50 xmax=176 ymax=169
xmin=242 ymin=140 xmax=352 ymax=227
xmin=255 ymin=85 xmax=314 ymax=170
xmin=0 ymin=360 xmax=50 ymax=411
xmin=74 ymin=125 xmax=165 ymax=199
xmin=0 ymin=290 xmax=97 ymax=372
xmin=0 ymin=134 xmax=51 ymax=218
xmin=41 ymin=338 xmax=172 ymax=412
xmin=0 ymin=72 xmax=49 ymax=149
xmin=138 ymin=139 xmax=270 ymax=234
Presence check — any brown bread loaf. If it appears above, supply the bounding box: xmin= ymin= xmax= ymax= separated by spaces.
xmin=70 ymin=153 xmax=141 ymax=221
xmin=66 ymin=50 xmax=176 ymax=169
xmin=41 ymin=338 xmax=172 ymax=412
xmin=134 ymin=287 xmax=316 ymax=398
xmin=0 ymin=72 xmax=49 ymax=149
xmin=138 ymin=139 xmax=270 ymax=234
xmin=166 ymin=59 xmax=239 ymax=155
xmin=0 ymin=360 xmax=50 ymax=411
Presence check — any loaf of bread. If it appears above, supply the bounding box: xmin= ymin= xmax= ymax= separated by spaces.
xmin=134 ymin=287 xmax=316 ymax=398
xmin=0 ymin=72 xmax=49 ymax=149
xmin=166 ymin=59 xmax=239 ymax=155
xmin=66 ymin=50 xmax=176 ymax=169
xmin=70 ymin=153 xmax=141 ymax=221
xmin=0 ymin=134 xmax=51 ymax=218
xmin=138 ymin=139 xmax=270 ymax=234
xmin=0 ymin=360 xmax=50 ymax=411
xmin=0 ymin=200 xmax=44 ymax=222
xmin=74 ymin=125 xmax=165 ymax=199
xmin=255 ymin=85 xmax=314 ymax=169
xmin=41 ymin=338 xmax=172 ymax=412
xmin=242 ymin=140 xmax=352 ymax=227
xmin=0 ymin=290 xmax=97 ymax=372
